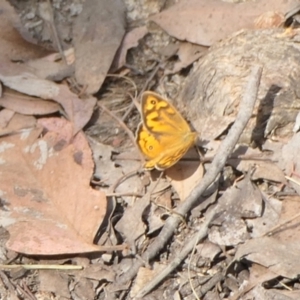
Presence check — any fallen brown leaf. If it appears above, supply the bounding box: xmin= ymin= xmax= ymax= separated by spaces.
xmin=39 ymin=270 xmax=70 ymax=299
xmin=113 ymin=26 xmax=148 ymax=70
xmin=208 ymin=174 xmax=263 ymax=246
xmin=115 ymin=195 xmax=149 ymax=246
xmin=73 ymin=0 xmax=126 ymax=94
xmin=0 ymin=118 xmax=107 ymax=255
xmin=235 ymin=236 xmax=300 ymax=278
xmin=246 ymin=193 xmax=282 ymax=237
xmin=0 ymin=60 xmax=96 ymax=134
xmin=0 ymin=113 xmax=36 ymax=137
xmin=165 ymin=42 xmax=207 ymax=75
xmin=244 ymin=283 xmax=300 ymax=300
xmin=228 ymin=263 xmax=278 ymax=300
xmin=0 ymin=89 xmax=60 ymax=115
xmin=131 ymin=263 xmax=165 ymax=298
xmin=26 ymin=49 xmax=75 ymax=81
xmin=250 ymin=161 xmax=286 ymax=183
xmin=0 ymin=108 xmax=15 ymax=129
xmin=151 ymin=0 xmax=297 ymax=46
xmin=167 ymin=160 xmax=203 ymax=201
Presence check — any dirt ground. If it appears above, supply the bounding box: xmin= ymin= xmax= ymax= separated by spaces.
xmin=1 ymin=0 xmax=300 ymax=299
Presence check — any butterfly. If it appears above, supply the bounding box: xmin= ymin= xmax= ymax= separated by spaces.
xmin=136 ymin=91 xmax=198 ymax=170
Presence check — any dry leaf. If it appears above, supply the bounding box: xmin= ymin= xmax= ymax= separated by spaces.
xmin=150 ymin=0 xmax=297 ymax=46
xmin=115 ymin=195 xmax=149 ymax=246
xmin=165 ymin=42 xmax=207 ymax=75
xmin=113 ymin=26 xmax=148 ymax=70
xmin=26 ymin=50 xmax=75 ymax=81
xmin=0 ymin=113 xmax=36 ymax=137
xmin=75 ymin=264 xmax=115 ymax=282
xmin=90 ymin=140 xmax=143 ymax=205
xmin=73 ymin=277 xmax=95 ymax=300
xmin=249 ymin=161 xmax=286 ymax=183
xmin=0 ymin=90 xmax=60 ymax=115
xmin=147 ymin=189 xmax=172 ymax=235
xmin=73 ymin=0 xmax=125 ymax=94
xmin=229 ymin=264 xmax=279 ymax=300
xmin=196 ymin=242 xmax=221 ymax=261
xmin=0 ymin=108 xmax=15 ymax=128
xmin=208 ymin=175 xmax=262 ymax=246
xmin=272 ymin=195 xmax=300 ymax=245
xmin=243 ymin=283 xmax=300 ymax=300
xmin=39 ymin=271 xmax=70 ymax=299
xmin=209 ymin=217 xmax=248 ymax=246
xmin=166 ymin=160 xmax=203 ymax=201
xmin=0 ymin=60 xmax=96 ymax=134
xmin=0 ymin=118 xmax=107 ymax=255
xmin=89 ymin=139 xmax=123 ymax=187
xmin=131 ymin=263 xmax=165 ymax=298
xmin=235 ymin=236 xmax=300 ymax=278
xmin=293 ymin=111 xmax=300 ymax=133
xmin=246 ymin=193 xmax=282 ymax=238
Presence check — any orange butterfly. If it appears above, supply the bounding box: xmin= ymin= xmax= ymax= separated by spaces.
xmin=136 ymin=91 xmax=197 ymax=170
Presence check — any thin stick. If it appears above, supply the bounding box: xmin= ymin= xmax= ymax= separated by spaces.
xmin=0 ymin=264 xmax=83 ymax=270
xmin=45 ymin=0 xmax=67 ymax=65
xmin=116 ymin=65 xmax=263 ymax=295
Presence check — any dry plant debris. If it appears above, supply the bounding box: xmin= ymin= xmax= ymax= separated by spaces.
xmin=1 ymin=0 xmax=300 ymax=299
xmin=151 ymin=0 xmax=297 ymax=46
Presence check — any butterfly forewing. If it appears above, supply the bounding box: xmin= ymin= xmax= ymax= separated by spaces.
xmin=141 ymin=92 xmax=191 ymax=135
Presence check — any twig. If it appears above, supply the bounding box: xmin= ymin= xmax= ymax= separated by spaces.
xmin=0 ymin=270 xmax=14 ymax=291
xmin=18 ymin=281 xmax=37 ymax=300
xmin=43 ymin=0 xmax=80 ymax=91
xmin=136 ymin=207 xmax=218 ymax=298
xmin=103 ymin=192 xmax=144 ymax=198
xmin=195 ymin=272 xmax=225 ymax=298
xmin=285 ymin=175 xmax=300 ymax=185
xmin=0 ymin=264 xmax=83 ymax=270
xmin=45 ymin=0 xmax=67 ymax=65
xmin=116 ymin=65 xmax=263 ymax=296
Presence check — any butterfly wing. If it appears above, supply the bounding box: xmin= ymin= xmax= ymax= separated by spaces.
xmin=136 ymin=123 xmax=196 ymax=170
xmin=136 ymin=123 xmax=165 ymax=160
xmin=153 ymin=132 xmax=197 ymax=170
xmin=141 ymin=92 xmax=192 ymax=135
xmin=136 ymin=91 xmax=197 ymax=170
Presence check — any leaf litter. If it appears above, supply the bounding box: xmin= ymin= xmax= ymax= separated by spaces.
xmin=1 ymin=0 xmax=300 ymax=299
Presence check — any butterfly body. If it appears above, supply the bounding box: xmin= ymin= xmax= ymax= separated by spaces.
xmin=136 ymin=91 xmax=197 ymax=170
